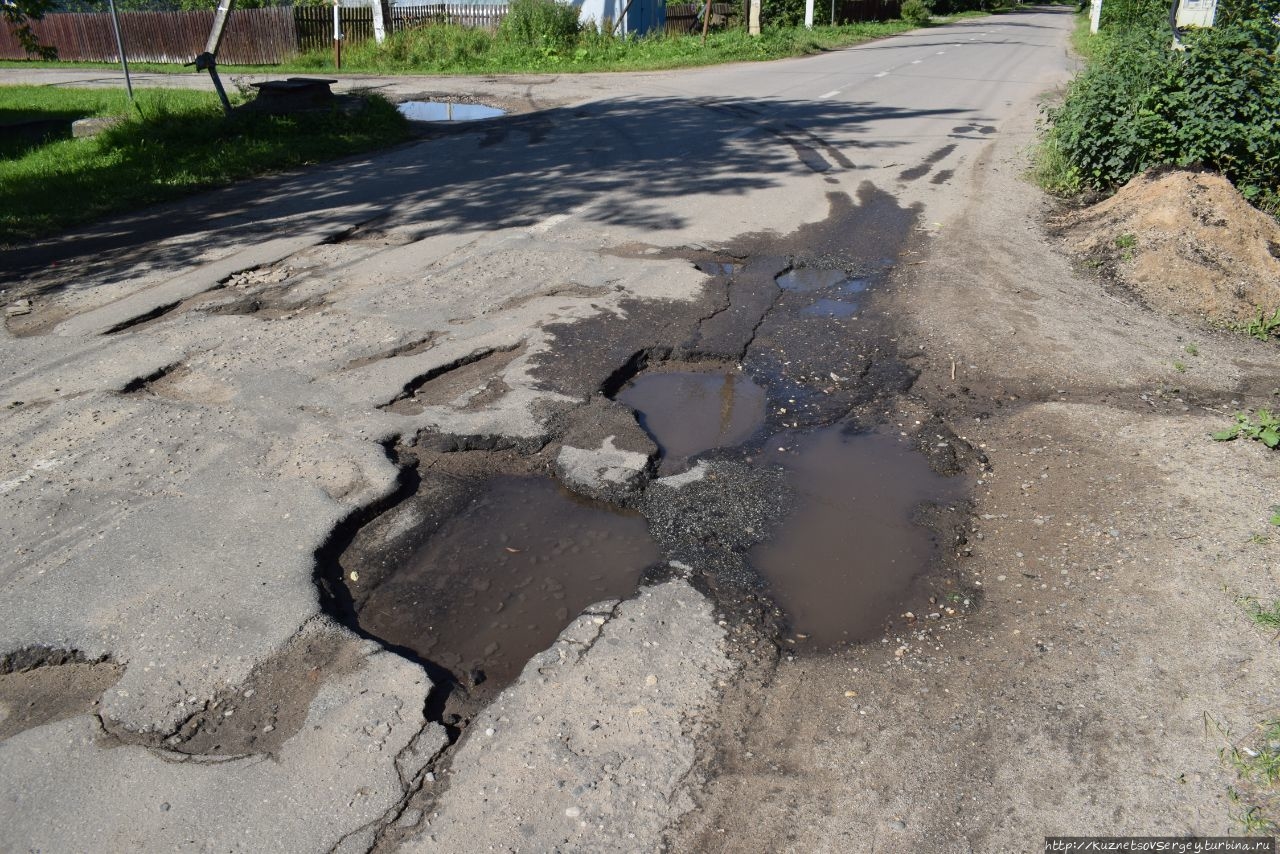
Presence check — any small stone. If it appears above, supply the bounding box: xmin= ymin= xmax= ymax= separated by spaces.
xmin=890 ymin=819 xmax=907 ymax=830
xmin=263 ymin=725 xmax=274 ymax=733
xmin=159 ymin=802 xmax=171 ymax=812
xmin=565 ymin=807 xmax=582 ymax=818
xmin=4 ymin=299 xmax=33 ymax=318
xmin=485 ymin=727 xmax=495 ymax=737
xmin=644 ymin=674 xmax=657 ymax=687
xmin=349 ymin=570 xmax=359 ymax=581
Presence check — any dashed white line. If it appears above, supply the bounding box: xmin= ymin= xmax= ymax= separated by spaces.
xmin=911 ymin=59 xmax=923 ymax=64
xmin=818 ymin=89 xmax=841 ymax=99
xmin=936 ymin=50 xmax=946 ymax=54
xmin=529 ymin=214 xmax=570 ymax=234
xmin=874 ymin=71 xmax=889 ymax=77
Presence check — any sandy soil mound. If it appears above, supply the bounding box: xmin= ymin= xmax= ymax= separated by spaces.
xmin=1059 ymin=168 xmax=1280 ymax=325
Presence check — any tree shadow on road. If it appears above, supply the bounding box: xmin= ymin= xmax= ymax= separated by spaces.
xmin=1 ymin=93 xmax=969 ymax=298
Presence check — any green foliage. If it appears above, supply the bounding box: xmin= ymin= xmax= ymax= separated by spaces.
xmin=1238 ymin=306 xmax=1280 ymax=340
xmin=296 ymin=19 xmax=915 ymax=74
xmin=1212 ymin=409 xmax=1280 ymax=448
xmin=901 ymin=0 xmax=933 ymax=25
xmin=1040 ymin=10 xmax=1280 ymax=217
xmin=498 ymin=0 xmax=582 ymax=50
xmin=2 ymin=0 xmax=58 ymax=59
xmin=1240 ymin=596 xmax=1280 ymax=630
xmin=0 ymin=86 xmax=408 ymax=244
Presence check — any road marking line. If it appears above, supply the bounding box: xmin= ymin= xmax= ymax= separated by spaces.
xmin=911 ymin=59 xmax=923 ymax=64
xmin=936 ymin=50 xmax=946 ymax=54
xmin=874 ymin=71 xmax=889 ymax=77
xmin=529 ymin=213 xmax=571 ymax=234
xmin=818 ymin=89 xmax=841 ymax=99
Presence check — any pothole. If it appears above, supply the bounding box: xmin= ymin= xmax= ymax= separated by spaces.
xmin=380 ymin=346 xmax=522 ymax=416
xmin=398 ymin=102 xmax=506 ymax=122
xmin=751 ymin=426 xmax=966 ymax=647
xmin=613 ymin=367 xmax=766 ymax=473
xmin=0 ymin=649 xmax=121 ymax=742
xmin=353 ymin=474 xmax=660 ymax=701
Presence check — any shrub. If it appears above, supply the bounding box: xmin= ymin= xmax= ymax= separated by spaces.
xmin=498 ymin=0 xmax=582 ymax=50
xmin=900 ymin=0 xmax=932 ymax=24
xmin=1042 ymin=11 xmax=1280 ymax=215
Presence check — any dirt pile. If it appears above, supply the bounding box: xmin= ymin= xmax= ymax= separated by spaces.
xmin=1058 ymin=168 xmax=1280 ymax=325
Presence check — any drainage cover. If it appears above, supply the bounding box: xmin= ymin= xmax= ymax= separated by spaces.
xmin=751 ymin=427 xmax=964 ymax=646
xmin=356 ymin=475 xmax=659 ymax=689
xmin=397 ymin=101 xmax=506 ymax=122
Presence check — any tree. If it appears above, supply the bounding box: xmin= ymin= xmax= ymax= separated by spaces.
xmin=2 ymin=0 xmax=59 ymax=59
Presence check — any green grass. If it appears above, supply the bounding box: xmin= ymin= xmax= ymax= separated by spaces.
xmin=1209 ymin=713 xmax=1280 ymax=834
xmin=0 ymin=85 xmax=409 ymax=244
xmin=1 ymin=14 xmax=987 ymax=78
xmin=285 ymin=21 xmax=927 ymax=75
xmin=1240 ymin=596 xmax=1280 ymax=631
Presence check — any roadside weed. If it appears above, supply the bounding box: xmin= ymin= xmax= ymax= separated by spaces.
xmin=1270 ymin=506 xmax=1280 ymax=527
xmin=1209 ymin=714 xmax=1280 ymax=834
xmin=1212 ymin=409 xmax=1280 ymax=449
xmin=1114 ymin=232 xmax=1137 ymax=249
xmin=1173 ymin=361 xmax=1187 ymax=373
xmin=1184 ymin=343 xmax=1199 ymax=356
xmin=1239 ymin=597 xmax=1280 ymax=632
xmin=1239 ymin=307 xmax=1280 ymax=341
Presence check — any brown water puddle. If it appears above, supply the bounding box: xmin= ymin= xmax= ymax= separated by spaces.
xmin=356 ymin=475 xmax=660 ymax=690
xmin=752 ymin=427 xmax=964 ymax=646
xmin=615 ymin=370 xmax=766 ymax=468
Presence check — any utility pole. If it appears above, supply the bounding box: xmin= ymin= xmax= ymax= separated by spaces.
xmin=749 ymin=0 xmax=760 ymax=34
xmin=105 ymin=0 xmax=134 ymax=101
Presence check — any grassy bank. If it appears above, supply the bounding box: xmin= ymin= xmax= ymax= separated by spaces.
xmin=0 ymin=85 xmax=409 ymax=244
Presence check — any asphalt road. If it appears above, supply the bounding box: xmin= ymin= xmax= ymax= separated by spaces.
xmin=0 ymin=11 xmax=1076 ymax=852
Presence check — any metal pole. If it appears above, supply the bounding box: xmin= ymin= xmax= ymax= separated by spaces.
xmin=105 ymin=0 xmax=134 ymax=101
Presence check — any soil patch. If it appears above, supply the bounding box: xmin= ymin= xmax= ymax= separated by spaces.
xmin=1057 ymin=168 xmax=1280 ymax=326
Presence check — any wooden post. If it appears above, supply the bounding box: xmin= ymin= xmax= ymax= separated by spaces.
xmin=333 ymin=0 xmax=343 ymax=70
xmin=701 ymin=0 xmax=712 ymax=42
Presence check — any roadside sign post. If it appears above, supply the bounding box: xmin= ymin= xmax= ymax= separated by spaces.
xmin=805 ymin=0 xmax=814 ymax=28
xmin=333 ymin=0 xmax=343 ymax=70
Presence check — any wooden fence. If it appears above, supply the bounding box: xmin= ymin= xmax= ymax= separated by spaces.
xmin=293 ymin=4 xmax=373 ymax=51
xmin=392 ymin=4 xmax=509 ymax=31
xmin=664 ymin=3 xmax=736 ymax=33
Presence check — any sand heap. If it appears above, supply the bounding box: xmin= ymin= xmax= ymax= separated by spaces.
xmin=1058 ymin=168 xmax=1280 ymax=326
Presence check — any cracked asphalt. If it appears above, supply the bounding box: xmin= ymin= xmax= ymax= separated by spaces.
xmin=9 ymin=10 xmax=1271 ymax=853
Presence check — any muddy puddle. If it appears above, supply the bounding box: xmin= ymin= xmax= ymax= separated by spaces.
xmin=356 ymin=475 xmax=659 ymax=690
xmin=752 ymin=427 xmax=964 ymax=646
xmin=614 ymin=370 xmax=766 ymax=470
xmin=398 ymin=102 xmax=506 ymax=122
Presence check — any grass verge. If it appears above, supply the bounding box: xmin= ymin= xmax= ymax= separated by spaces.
xmin=0 ymin=13 xmax=986 ymax=77
xmin=0 ymin=85 xmax=409 ymax=244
